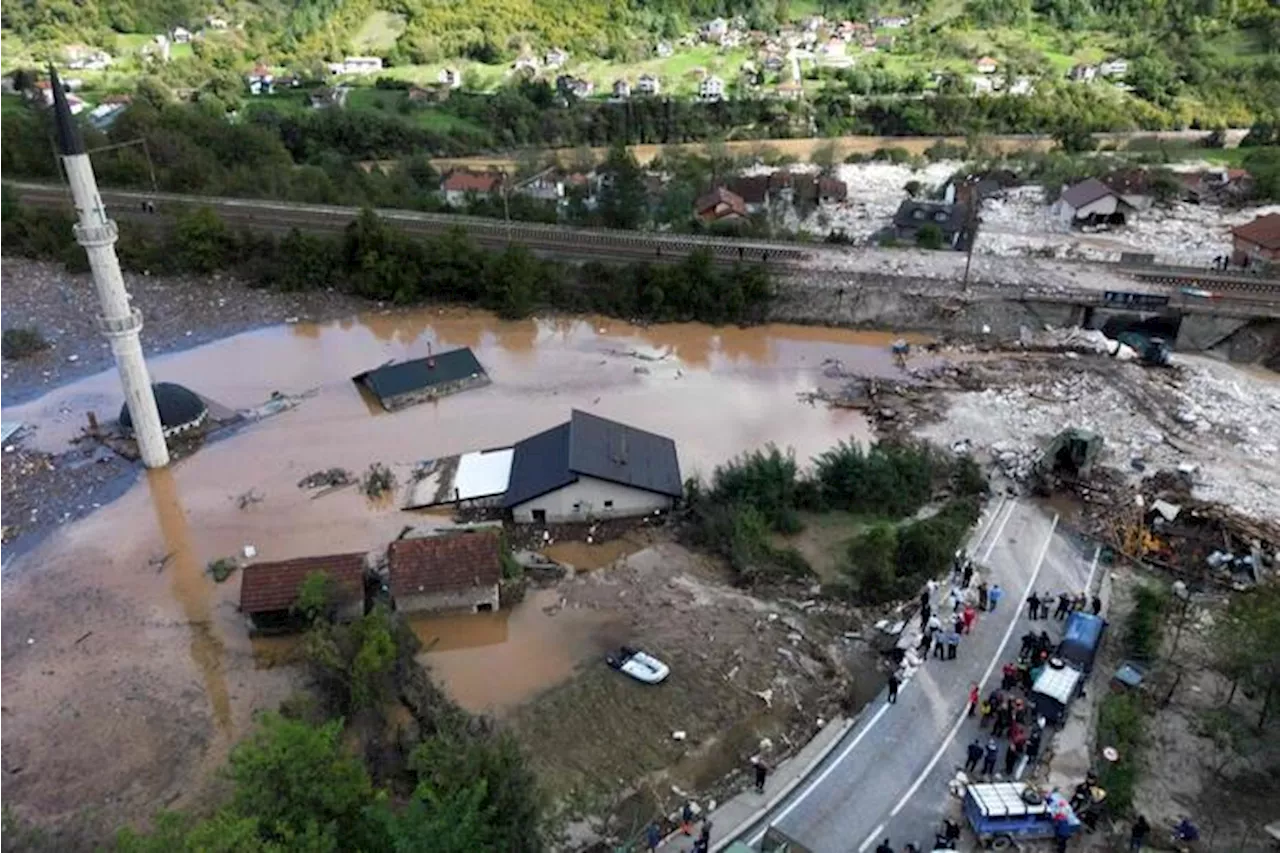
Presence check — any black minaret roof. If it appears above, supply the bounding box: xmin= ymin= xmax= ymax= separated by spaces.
xmin=48 ymin=66 xmax=85 ymax=156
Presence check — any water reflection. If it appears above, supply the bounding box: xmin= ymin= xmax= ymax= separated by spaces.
xmin=145 ymin=467 xmax=232 ymax=731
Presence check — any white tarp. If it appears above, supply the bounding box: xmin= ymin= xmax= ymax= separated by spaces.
xmin=454 ymin=447 xmax=514 ymax=500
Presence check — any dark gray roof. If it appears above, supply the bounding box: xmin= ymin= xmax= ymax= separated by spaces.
xmin=1059 ymin=177 xmax=1115 ymax=209
xmin=892 ymin=200 xmax=969 ymax=234
xmin=503 ymin=410 xmax=682 ymax=508
xmin=353 ymin=347 xmax=486 ymax=403
xmin=119 ymin=382 xmax=207 ymax=431
xmin=49 ymin=66 xmax=84 ymax=156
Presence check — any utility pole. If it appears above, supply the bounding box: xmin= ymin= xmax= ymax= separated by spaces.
xmin=50 ymin=66 xmax=169 ymax=467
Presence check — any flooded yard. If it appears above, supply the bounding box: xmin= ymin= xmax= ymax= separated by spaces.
xmin=0 ymin=307 xmax=911 ymax=832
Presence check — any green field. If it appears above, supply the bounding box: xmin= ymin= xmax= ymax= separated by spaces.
xmin=352 ymin=11 xmax=407 ymax=52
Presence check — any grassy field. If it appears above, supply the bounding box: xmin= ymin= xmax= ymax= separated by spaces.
xmin=352 ymin=11 xmax=407 ymax=52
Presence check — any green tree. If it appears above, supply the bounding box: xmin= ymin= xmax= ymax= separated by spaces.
xmin=916 ymin=223 xmax=943 ymax=249
xmin=173 ymin=206 xmax=233 ymax=273
xmin=597 ymin=141 xmax=647 ymax=230
xmin=294 ymin=571 xmax=337 ymax=624
xmin=1242 ymin=147 xmax=1280 ymax=201
xmin=304 ymin=607 xmax=399 ymax=714
xmin=1213 ymin=584 xmax=1280 ymax=730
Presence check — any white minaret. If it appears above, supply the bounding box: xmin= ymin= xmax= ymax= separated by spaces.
xmin=50 ymin=67 xmax=170 ymax=467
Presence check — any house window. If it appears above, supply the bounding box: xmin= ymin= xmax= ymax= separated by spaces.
xmin=532 ymin=509 xmax=546 ymax=523
xmin=604 ymin=500 xmax=614 ymax=509
xmin=573 ymin=502 xmax=583 ymax=512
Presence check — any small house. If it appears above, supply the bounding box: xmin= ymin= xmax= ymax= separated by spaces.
xmin=694 ymin=186 xmax=748 ymax=223
xmin=387 ymin=530 xmax=502 ymax=614
xmin=704 ymin=18 xmax=729 ymax=41
xmin=1052 ymin=178 xmax=1133 ymax=226
xmin=976 ymin=56 xmax=998 ymax=74
xmin=1099 ymin=58 xmax=1128 ymax=77
xmin=341 ymin=56 xmax=383 ymax=75
xmin=875 ymin=15 xmax=911 ymax=28
xmin=239 ymin=552 xmax=367 ymax=633
xmin=88 ymin=101 xmax=129 ymax=130
xmin=1069 ymin=64 xmax=1098 ymax=83
xmin=517 ymin=172 xmax=565 ymax=202
xmin=1008 ymin=76 xmax=1034 ymax=96
xmin=728 ymin=175 xmax=770 ymax=213
xmin=438 ymin=67 xmax=462 ymax=89
xmin=513 ymin=55 xmax=539 ymax=74
xmin=612 ymin=78 xmax=631 ymax=99
xmin=971 ymin=75 xmax=994 ymax=95
xmin=699 ymin=75 xmax=725 ymax=101
xmin=171 ymin=26 xmax=192 ymax=43
xmin=637 ymin=73 xmax=661 ymax=95
xmin=503 ymin=410 xmax=682 ymax=524
xmin=353 ymin=346 xmax=491 ymax=411
xmin=1231 ymin=213 xmax=1280 ymax=267
xmin=65 ymin=46 xmax=114 ymax=71
xmin=206 ymin=15 xmax=229 ymax=29
xmin=247 ymin=64 xmax=274 ymax=95
xmin=545 ymin=48 xmax=569 ymax=69
xmin=308 ymin=86 xmax=348 ymax=109
xmin=892 ymin=199 xmax=971 ymax=249
xmin=656 ymin=41 xmax=674 ymax=58
xmin=440 ymin=169 xmax=504 ymax=206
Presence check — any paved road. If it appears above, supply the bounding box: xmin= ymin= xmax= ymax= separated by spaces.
xmin=737 ymin=498 xmax=1098 ymax=853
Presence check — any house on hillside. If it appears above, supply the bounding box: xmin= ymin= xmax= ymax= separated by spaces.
xmin=503 ymin=410 xmax=682 ymax=524
xmin=387 ymin=530 xmax=501 ymax=614
xmin=517 ymin=172 xmax=566 ymax=202
xmin=408 ymin=84 xmax=450 ymax=104
xmin=656 ymin=42 xmax=674 ymax=58
xmin=703 ymin=18 xmax=729 ymax=42
xmin=1099 ymin=58 xmax=1128 ymax=77
xmin=976 ymin=56 xmax=998 ymax=74
xmin=340 ymin=56 xmax=383 ymax=75
xmin=612 ymin=79 xmax=631 ymax=100
xmin=1008 ymin=76 xmax=1034 ymax=96
xmin=637 ymin=73 xmax=661 ymax=95
xmin=308 ymin=86 xmax=348 ymax=109
xmin=171 ymin=26 xmax=193 ymax=43
xmin=1231 ymin=213 xmax=1280 ymax=267
xmin=206 ymin=15 xmax=229 ymax=29
xmin=353 ymin=346 xmax=491 ymax=410
xmin=1052 ymin=177 xmax=1134 ymax=226
xmin=694 ymin=187 xmax=748 ymax=223
xmin=513 ymin=54 xmax=540 ymax=74
xmin=699 ymin=75 xmax=725 ymax=101
xmin=892 ymin=200 xmax=971 ymax=249
xmin=439 ymin=67 xmax=462 ymax=89
xmin=545 ymin=48 xmax=569 ymax=69
xmin=247 ymin=63 xmax=274 ymax=95
xmin=65 ymin=45 xmax=114 ymax=71
xmin=239 ymin=552 xmax=367 ymax=633
xmin=876 ymin=15 xmax=912 ymax=27
xmin=794 ymin=174 xmax=849 ymax=207
xmin=439 ymin=170 xmax=505 ymax=206
xmin=89 ymin=96 xmax=131 ymax=130
xmin=1069 ymin=64 xmax=1098 ymax=83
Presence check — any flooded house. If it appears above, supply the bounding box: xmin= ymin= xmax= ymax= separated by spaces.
xmin=353 ymin=346 xmax=490 ymax=411
xmin=387 ymin=530 xmax=502 ymax=614
xmin=119 ymin=382 xmax=208 ymax=438
xmin=503 ymin=410 xmax=682 ymax=524
xmin=239 ymin=553 xmax=368 ymax=633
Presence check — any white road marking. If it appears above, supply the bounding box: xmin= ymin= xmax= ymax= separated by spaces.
xmin=748 ymin=501 xmax=1033 ymax=850
xmin=878 ymin=512 xmax=1060 ymax=827
xmin=980 ymin=499 xmax=1016 ymax=563
xmin=968 ymin=495 xmax=1007 ymax=558
xmin=746 ymin=704 xmax=892 ymax=846
xmin=1084 ymin=544 xmax=1101 ymax=593
xmin=857 ymin=822 xmax=886 ymax=853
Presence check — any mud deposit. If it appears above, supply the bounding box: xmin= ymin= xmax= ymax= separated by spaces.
xmin=1 ymin=308 xmax=903 ymax=836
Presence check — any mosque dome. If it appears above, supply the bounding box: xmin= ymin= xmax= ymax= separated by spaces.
xmin=119 ymin=382 xmax=208 ymax=438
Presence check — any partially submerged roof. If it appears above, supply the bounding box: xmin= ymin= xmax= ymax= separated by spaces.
xmin=404 ymin=447 xmax=515 ymax=509
xmin=1232 ymin=212 xmax=1280 ymax=250
xmin=119 ymin=382 xmax=208 ymax=432
xmin=503 ymin=410 xmax=682 ymax=507
xmin=387 ymin=530 xmax=502 ymax=597
xmin=1059 ymin=177 xmax=1117 ymax=210
xmin=353 ymin=347 xmax=486 ymax=406
xmin=239 ymin=552 xmax=366 ymax=614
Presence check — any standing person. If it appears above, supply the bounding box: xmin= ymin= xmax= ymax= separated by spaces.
xmin=919 ymin=588 xmax=931 ymax=620
xmin=989 ymin=584 xmax=1005 ymax=611
xmin=962 ymin=559 xmax=974 ymax=589
xmin=968 ymin=682 xmax=980 ymax=716
xmin=1026 ymin=728 xmax=1042 ymax=766
xmin=1129 ymin=815 xmax=1150 ymax=851
xmin=992 ymin=701 xmax=1010 ymax=737
xmin=1039 ymin=593 xmax=1053 ymax=619
xmin=753 ymin=759 xmax=768 ymax=793
xmin=934 ymin=631 xmax=947 ymax=659
xmin=875 ymin=840 xmax=894 ymax=853
xmin=1056 ymin=592 xmax=1071 ymax=620
xmin=953 ymin=612 xmax=965 ymax=636
xmin=698 ymin=821 xmax=712 ymax=850
xmin=981 ymin=692 xmax=997 ymax=728
xmin=888 ymin=671 xmax=901 ymax=704
xmin=965 ymin=738 xmax=983 ymax=773
xmin=962 ymin=604 xmax=977 ymax=634
xmin=1020 ymin=631 xmax=1037 ymax=659
xmin=1054 ymin=814 xmax=1073 ymax=853
xmin=680 ymin=802 xmax=695 ymax=835
xmin=1027 ymin=591 xmax=1041 ymax=620
xmin=928 ymin=612 xmax=942 ymax=637
xmin=1004 ymin=742 xmax=1021 ymax=776
xmin=982 ymin=738 xmax=999 ymax=776
xmin=946 ymin=628 xmax=960 ymax=660
xmin=1091 ymin=594 xmax=1103 ymax=616
xmin=646 ymin=821 xmax=662 ymax=852
xmin=978 ymin=582 xmax=990 ymax=611
xmin=919 ymin=627 xmax=934 ymax=658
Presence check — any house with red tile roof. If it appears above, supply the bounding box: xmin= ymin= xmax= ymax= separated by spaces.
xmin=1232 ymin=213 xmax=1280 ymax=267
xmin=387 ymin=530 xmax=502 ymax=614
xmin=239 ymin=552 xmax=367 ymax=633
xmin=440 ymin=170 xmax=505 ymax=206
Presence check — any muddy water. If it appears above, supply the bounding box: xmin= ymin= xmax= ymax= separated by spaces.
xmin=542 ymin=534 xmax=648 ymax=571
xmin=3 ymin=308 xmax=921 ymax=731
xmin=409 ymin=589 xmax=621 ymax=715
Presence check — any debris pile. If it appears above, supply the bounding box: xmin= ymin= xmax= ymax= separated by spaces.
xmin=361 ymin=463 xmax=397 ymax=499
xmin=297 ymin=468 xmax=354 ymax=490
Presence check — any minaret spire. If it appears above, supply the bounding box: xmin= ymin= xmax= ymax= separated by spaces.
xmin=50 ymin=64 xmax=170 ymax=467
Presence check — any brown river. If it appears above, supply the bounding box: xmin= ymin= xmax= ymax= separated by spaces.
xmin=0 ymin=308 xmax=925 ymax=821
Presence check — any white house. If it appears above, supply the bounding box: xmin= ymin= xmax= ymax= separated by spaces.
xmin=699 ymin=74 xmax=725 ymax=101
xmin=1069 ymin=64 xmax=1098 ymax=83
xmin=340 ymin=56 xmax=383 ymax=75
xmin=545 ymin=47 xmax=569 ymax=69
xmin=612 ymin=78 xmax=631 ymax=99
xmin=206 ymin=15 xmax=228 ymax=28
xmin=513 ymin=55 xmax=539 ymax=74
xmin=247 ymin=63 xmax=274 ymax=95
xmin=971 ymin=76 xmax=994 ymax=95
xmin=876 ymin=15 xmax=912 ymax=28
xmin=1051 ymin=178 xmax=1134 ymax=225
xmin=438 ymin=67 xmax=462 ymax=88
xmin=656 ymin=41 xmax=674 ymax=58
xmin=704 ymin=18 xmax=729 ymax=41
xmin=637 ymin=73 xmax=661 ymax=95
xmin=503 ymin=410 xmax=682 ymax=524
xmin=1008 ymin=76 xmax=1034 ymax=96
xmin=171 ymin=26 xmax=192 ymax=43
xmin=976 ymin=56 xmax=998 ymax=74
xmin=1099 ymin=58 xmax=1128 ymax=77
xmin=65 ymin=46 xmax=113 ymax=71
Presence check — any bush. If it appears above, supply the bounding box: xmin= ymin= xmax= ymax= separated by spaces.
xmin=708 ymin=445 xmax=804 ymax=532
xmin=871 ymin=146 xmax=912 ymax=164
xmin=1096 ymin=691 xmax=1145 ymax=813
xmin=207 ymin=557 xmax=237 ymax=583
xmin=916 ymin=223 xmax=943 ymax=250
xmin=952 ymin=455 xmax=989 ymax=497
xmin=1 ymin=327 xmax=50 ymax=360
xmin=813 ymin=441 xmax=939 ymax=518
xmin=1125 ymin=584 xmax=1168 ymax=662
xmin=844 ymin=498 xmax=980 ymax=604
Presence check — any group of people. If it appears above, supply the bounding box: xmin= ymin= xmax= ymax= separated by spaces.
xmin=647 ymin=807 xmax=712 ymax=853
xmin=911 ymin=556 xmax=1004 ymax=670
xmin=873 ymin=818 xmax=962 ymax=853
xmin=1025 ymin=589 xmax=1102 ymax=622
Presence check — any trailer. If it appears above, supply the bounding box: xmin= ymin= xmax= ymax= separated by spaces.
xmin=962 ymin=782 xmax=1080 ymax=849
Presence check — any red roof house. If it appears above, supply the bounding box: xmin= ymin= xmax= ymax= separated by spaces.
xmin=1232 ymin=213 xmax=1280 ymax=266
xmin=387 ymin=531 xmax=502 ymax=614
xmin=694 ymin=187 xmax=748 ymax=223
xmin=239 ymin=552 xmax=367 ymax=632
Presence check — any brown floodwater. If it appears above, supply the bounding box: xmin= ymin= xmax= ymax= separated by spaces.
xmin=409 ymin=588 xmax=621 ymax=715
xmin=3 ymin=307 xmax=924 ymax=725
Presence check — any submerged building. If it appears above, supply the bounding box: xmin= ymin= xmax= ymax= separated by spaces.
xmin=118 ymin=382 xmax=208 ymax=438
xmin=353 ymin=347 xmax=490 ymax=412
